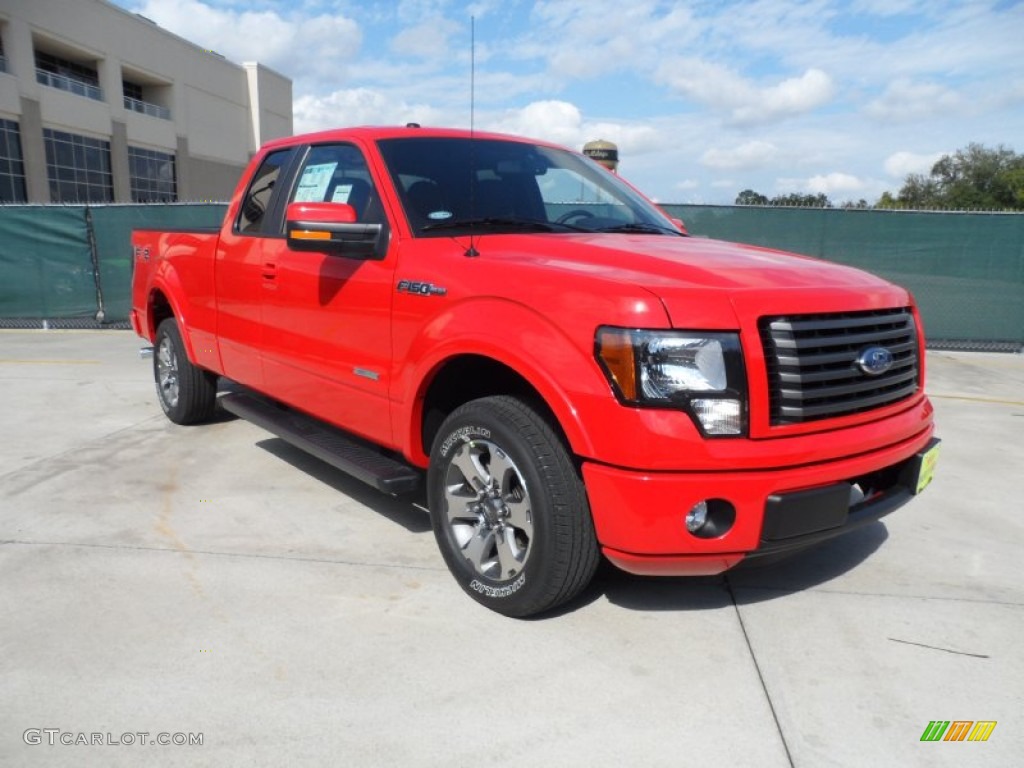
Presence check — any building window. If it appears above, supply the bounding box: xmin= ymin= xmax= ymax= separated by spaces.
xmin=0 ymin=34 xmax=8 ymax=74
xmin=44 ymin=129 xmax=113 ymax=203
xmin=35 ymin=50 xmax=103 ymax=101
xmin=122 ymin=79 xmax=171 ymax=120
xmin=0 ymin=119 xmax=28 ymax=203
xmin=123 ymin=81 xmax=144 ymax=102
xmin=129 ymin=146 xmax=176 ymax=202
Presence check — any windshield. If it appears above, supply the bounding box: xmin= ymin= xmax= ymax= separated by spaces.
xmin=376 ymin=136 xmax=682 ymax=237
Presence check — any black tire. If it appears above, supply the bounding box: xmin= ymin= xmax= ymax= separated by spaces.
xmin=153 ymin=318 xmax=217 ymax=425
xmin=427 ymin=396 xmax=599 ymax=617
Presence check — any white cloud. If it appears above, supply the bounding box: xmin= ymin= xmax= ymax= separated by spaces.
xmin=659 ymin=60 xmax=835 ymax=125
xmin=701 ymin=141 xmax=780 ymax=170
xmin=674 ymin=179 xmax=699 ymax=190
xmin=805 ymin=172 xmax=868 ymax=195
xmin=775 ymin=172 xmax=890 ymax=202
xmin=865 ymin=79 xmax=964 ymax=122
xmin=487 ymin=100 xmax=584 ymax=145
xmin=135 ymin=0 xmax=360 ymax=79
xmin=849 ymin=0 xmax=930 ymax=16
xmin=884 ymin=150 xmax=945 ymax=178
xmin=732 ymin=69 xmax=836 ymax=125
xmin=293 ymin=89 xmax=445 ymax=134
xmin=581 ymin=121 xmax=663 ymax=156
xmin=390 ymin=16 xmax=462 ymax=61
xmin=483 ymin=101 xmax=664 ymax=156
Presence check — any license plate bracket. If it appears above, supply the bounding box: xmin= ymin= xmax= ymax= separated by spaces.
xmin=904 ymin=439 xmax=941 ymax=495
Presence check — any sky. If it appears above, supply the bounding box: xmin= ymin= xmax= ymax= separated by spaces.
xmin=112 ymin=0 xmax=1024 ymax=204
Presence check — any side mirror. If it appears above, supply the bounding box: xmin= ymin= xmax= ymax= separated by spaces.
xmin=671 ymin=217 xmax=688 ymax=234
xmin=285 ymin=202 xmax=385 ymax=259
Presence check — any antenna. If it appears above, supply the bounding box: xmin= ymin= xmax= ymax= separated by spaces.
xmin=465 ymin=15 xmax=480 ymax=257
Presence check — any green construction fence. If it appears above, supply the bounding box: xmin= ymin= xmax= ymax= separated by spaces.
xmin=0 ymin=203 xmax=1021 ymax=349
xmin=0 ymin=204 xmax=226 ymax=328
xmin=662 ymin=205 xmax=1023 ymax=350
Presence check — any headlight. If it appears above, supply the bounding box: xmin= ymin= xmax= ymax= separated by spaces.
xmin=595 ymin=328 xmax=747 ymax=436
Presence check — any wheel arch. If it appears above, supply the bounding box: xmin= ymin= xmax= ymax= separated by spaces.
xmin=396 ymin=299 xmax=610 ymax=467
xmin=418 ymin=355 xmax=565 ymax=459
xmin=146 ymin=270 xmax=199 ymax=362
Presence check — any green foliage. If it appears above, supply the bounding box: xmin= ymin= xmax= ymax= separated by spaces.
xmin=878 ymin=143 xmax=1024 ymax=210
xmin=735 ymin=189 xmax=769 ymax=205
xmin=734 ymin=189 xmax=832 ymax=207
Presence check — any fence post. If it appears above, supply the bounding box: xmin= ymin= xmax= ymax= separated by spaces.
xmin=83 ymin=205 xmax=106 ymax=323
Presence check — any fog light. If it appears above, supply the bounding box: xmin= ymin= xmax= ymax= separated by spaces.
xmin=684 ymin=498 xmax=737 ymax=539
xmin=685 ymin=501 xmax=709 ymax=533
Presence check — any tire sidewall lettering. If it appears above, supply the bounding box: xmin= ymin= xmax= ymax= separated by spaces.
xmin=439 ymin=425 xmax=491 ymax=458
xmin=469 ymin=573 xmax=526 ymax=599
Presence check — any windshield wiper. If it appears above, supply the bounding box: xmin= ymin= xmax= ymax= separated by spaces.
xmin=594 ymin=222 xmax=684 ymax=236
xmin=421 ymin=217 xmax=588 ymax=233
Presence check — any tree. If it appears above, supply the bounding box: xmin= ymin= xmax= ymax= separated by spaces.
xmin=768 ymin=192 xmax=832 ymax=207
xmin=733 ymin=190 xmax=833 ymax=207
xmin=878 ymin=143 xmax=1024 ymax=210
xmin=735 ymin=189 xmax=768 ymax=205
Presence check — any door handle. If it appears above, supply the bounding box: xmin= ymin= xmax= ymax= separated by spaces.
xmin=261 ymin=262 xmax=277 ymax=280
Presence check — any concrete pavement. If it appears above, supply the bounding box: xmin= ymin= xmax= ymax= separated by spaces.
xmin=1 ymin=330 xmax=1021 ymax=767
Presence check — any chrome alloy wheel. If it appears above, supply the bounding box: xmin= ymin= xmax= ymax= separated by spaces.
xmin=443 ymin=439 xmax=534 ymax=581
xmin=156 ymin=335 xmax=180 ymax=410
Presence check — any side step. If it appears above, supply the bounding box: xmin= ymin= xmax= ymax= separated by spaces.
xmin=219 ymin=391 xmax=421 ymax=496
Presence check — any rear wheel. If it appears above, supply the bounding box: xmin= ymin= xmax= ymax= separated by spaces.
xmin=154 ymin=318 xmax=217 ymax=425
xmin=427 ymin=395 xmax=599 ymax=617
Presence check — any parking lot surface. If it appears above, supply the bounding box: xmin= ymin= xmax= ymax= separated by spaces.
xmin=1 ymin=330 xmax=1021 ymax=767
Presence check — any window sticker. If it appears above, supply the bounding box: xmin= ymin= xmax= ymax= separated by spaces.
xmin=294 ymin=162 xmax=338 ymax=202
xmin=330 ymin=184 xmax=353 ymax=204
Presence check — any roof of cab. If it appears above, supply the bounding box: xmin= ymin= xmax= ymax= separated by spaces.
xmin=260 ymin=125 xmax=565 ymax=152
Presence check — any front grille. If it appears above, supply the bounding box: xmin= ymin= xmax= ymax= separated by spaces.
xmin=760 ymin=308 xmax=919 ymax=425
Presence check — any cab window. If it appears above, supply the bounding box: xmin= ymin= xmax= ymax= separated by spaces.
xmin=236 ymin=148 xmax=295 ymax=235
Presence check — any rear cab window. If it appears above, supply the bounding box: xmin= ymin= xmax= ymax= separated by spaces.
xmin=235 ymin=148 xmax=297 ymax=236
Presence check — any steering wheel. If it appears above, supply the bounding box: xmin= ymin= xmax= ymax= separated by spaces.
xmin=556 ymin=209 xmax=595 ymax=225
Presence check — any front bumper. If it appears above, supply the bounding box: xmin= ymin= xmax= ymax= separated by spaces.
xmin=584 ymin=428 xmax=938 ymax=576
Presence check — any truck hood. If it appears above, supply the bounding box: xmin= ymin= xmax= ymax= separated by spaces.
xmin=484 ymin=232 xmax=910 ymax=327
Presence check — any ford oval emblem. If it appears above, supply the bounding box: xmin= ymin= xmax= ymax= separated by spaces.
xmin=856 ymin=346 xmax=894 ymax=376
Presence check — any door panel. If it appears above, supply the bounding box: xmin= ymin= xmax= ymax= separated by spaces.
xmin=259 ymin=143 xmax=398 ymax=447
xmin=215 ymin=147 xmax=297 ymax=388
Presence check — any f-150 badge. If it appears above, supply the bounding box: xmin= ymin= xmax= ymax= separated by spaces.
xmin=397 ymin=280 xmax=447 ymax=297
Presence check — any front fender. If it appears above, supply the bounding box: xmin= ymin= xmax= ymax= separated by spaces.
xmin=395 ymin=297 xmax=654 ymax=465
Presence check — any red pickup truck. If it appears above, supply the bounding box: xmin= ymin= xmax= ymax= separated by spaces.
xmin=131 ymin=125 xmax=939 ymax=617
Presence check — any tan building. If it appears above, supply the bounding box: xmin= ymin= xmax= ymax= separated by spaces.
xmin=0 ymin=0 xmax=292 ymax=203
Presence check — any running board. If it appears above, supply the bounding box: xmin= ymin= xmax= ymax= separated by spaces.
xmin=219 ymin=391 xmax=421 ymax=496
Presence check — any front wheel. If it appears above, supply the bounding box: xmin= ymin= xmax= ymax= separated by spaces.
xmin=153 ymin=318 xmax=217 ymax=425
xmin=427 ymin=396 xmax=599 ymax=617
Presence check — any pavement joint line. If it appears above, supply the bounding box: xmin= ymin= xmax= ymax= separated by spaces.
xmin=725 ymin=576 xmax=795 ymax=768
xmin=0 ymin=538 xmax=447 ymax=573
xmin=886 ymin=637 xmax=989 ymax=659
